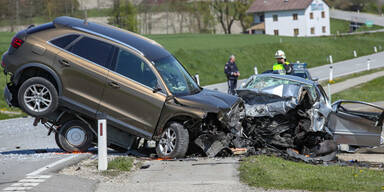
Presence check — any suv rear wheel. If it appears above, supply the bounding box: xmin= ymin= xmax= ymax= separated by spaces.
xmin=156 ymin=122 xmax=189 ymax=158
xmin=18 ymin=77 xmax=58 ymax=116
xmin=58 ymin=120 xmax=94 ymax=152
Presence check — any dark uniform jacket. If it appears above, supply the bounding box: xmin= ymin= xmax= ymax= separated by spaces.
xmin=224 ymin=61 xmax=239 ymax=80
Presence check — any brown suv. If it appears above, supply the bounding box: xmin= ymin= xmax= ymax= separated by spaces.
xmin=2 ymin=16 xmax=243 ymax=158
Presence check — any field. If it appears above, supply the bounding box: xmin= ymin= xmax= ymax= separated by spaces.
xmin=240 ymin=155 xmax=384 ymax=191
xmin=149 ymin=32 xmax=384 ymax=85
xmin=332 ymin=76 xmax=384 ymax=102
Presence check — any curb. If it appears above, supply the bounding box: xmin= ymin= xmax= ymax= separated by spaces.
xmin=27 ymin=153 xmax=92 ymax=176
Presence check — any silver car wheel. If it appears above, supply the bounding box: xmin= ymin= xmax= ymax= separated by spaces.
xmin=66 ymin=127 xmax=86 ymax=147
xmin=159 ymin=128 xmax=177 ymax=156
xmin=23 ymin=84 xmax=52 ymax=113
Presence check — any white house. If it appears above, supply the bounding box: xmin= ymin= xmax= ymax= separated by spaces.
xmin=246 ymin=0 xmax=330 ymax=37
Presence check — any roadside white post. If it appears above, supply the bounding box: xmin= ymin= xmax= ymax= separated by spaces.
xmin=353 ymin=50 xmax=357 ymax=57
xmin=328 ymin=83 xmax=332 ymax=103
xmin=329 ymin=65 xmax=334 ymax=82
xmin=374 ymin=46 xmax=378 ymax=53
xmin=98 ymin=119 xmax=107 ymax=171
xmin=194 ymin=73 xmax=200 ymax=86
xmin=280 ymin=38 xmax=282 ymax=43
xmin=367 ymin=59 xmax=371 ymax=71
xmin=254 ymin=66 xmax=258 ymax=75
xmin=329 ymin=55 xmax=333 ymax=64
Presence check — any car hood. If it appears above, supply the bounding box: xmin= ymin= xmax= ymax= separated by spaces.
xmin=175 ymin=88 xmax=240 ymax=113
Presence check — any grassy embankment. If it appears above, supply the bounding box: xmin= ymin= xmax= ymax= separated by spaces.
xmin=149 ymin=32 xmax=384 ymax=85
xmin=332 ymin=75 xmax=384 ymax=102
xmin=240 ymin=155 xmax=384 ymax=191
xmin=0 ymin=32 xmax=25 ymax=120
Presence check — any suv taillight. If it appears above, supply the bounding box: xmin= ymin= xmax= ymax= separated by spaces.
xmin=11 ymin=37 xmax=24 ymax=48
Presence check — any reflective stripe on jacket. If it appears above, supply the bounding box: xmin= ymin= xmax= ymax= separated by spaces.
xmin=273 ymin=62 xmax=290 ymax=75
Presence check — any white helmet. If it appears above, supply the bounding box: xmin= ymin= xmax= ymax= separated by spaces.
xmin=275 ymin=50 xmax=286 ymax=59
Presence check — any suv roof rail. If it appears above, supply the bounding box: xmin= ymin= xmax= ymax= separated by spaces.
xmin=53 ymin=16 xmax=171 ymax=61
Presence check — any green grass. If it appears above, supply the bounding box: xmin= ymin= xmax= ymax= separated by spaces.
xmin=148 ymin=33 xmax=384 ymax=85
xmin=330 ymin=18 xmax=383 ymax=34
xmin=320 ymin=67 xmax=384 ymax=86
xmin=0 ymin=32 xmax=25 ymax=120
xmin=239 ymin=155 xmax=384 ymax=191
xmin=332 ymin=75 xmax=384 ymax=102
xmin=108 ymin=157 xmax=134 ymax=171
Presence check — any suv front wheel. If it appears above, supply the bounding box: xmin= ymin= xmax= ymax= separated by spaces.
xmin=18 ymin=77 xmax=58 ymax=116
xmin=156 ymin=122 xmax=189 ymax=158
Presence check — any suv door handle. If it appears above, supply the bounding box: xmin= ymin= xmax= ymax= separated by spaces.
xmin=59 ymin=59 xmax=70 ymax=67
xmin=108 ymin=82 xmax=120 ymax=89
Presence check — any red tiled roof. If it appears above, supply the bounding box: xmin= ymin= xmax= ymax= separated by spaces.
xmin=247 ymin=0 xmax=314 ymax=13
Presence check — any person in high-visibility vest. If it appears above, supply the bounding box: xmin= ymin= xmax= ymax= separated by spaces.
xmin=272 ymin=50 xmax=292 ymax=75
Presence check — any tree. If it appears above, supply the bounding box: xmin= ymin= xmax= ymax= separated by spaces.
xmin=211 ymin=0 xmax=252 ymax=34
xmin=109 ymin=0 xmax=139 ymax=33
xmin=190 ymin=1 xmax=216 ymax=33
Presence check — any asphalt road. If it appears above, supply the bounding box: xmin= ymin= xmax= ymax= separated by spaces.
xmin=0 ymin=117 xmax=86 ymax=191
xmin=204 ymin=51 xmax=384 ymax=93
xmin=330 ymin=9 xmax=384 ymax=26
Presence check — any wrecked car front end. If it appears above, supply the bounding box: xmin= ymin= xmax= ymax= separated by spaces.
xmin=236 ymin=74 xmax=336 ymax=161
xmin=153 ymin=88 xmax=246 ymax=157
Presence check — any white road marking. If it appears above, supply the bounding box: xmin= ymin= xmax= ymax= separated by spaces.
xmin=2 ymin=175 xmax=52 ymax=191
xmin=26 ymin=155 xmax=76 ymax=176
xmin=25 ymin=175 xmax=51 ymax=179
xmin=18 ymin=179 xmax=46 ymax=183
xmin=3 ymin=154 xmax=78 ymax=191
xmin=3 ymin=186 xmax=32 ymax=191
xmin=11 ymin=183 xmax=39 ymax=187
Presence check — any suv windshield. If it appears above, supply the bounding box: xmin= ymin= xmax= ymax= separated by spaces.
xmin=153 ymin=56 xmax=200 ymax=96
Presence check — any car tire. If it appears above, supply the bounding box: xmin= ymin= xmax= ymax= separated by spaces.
xmin=55 ymin=129 xmax=65 ymax=151
xmin=58 ymin=120 xmax=94 ymax=152
xmin=156 ymin=122 xmax=189 ymax=158
xmin=18 ymin=77 xmax=58 ymax=117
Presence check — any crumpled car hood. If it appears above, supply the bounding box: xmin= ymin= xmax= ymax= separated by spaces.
xmin=236 ymin=84 xmax=307 ymax=117
xmin=176 ymin=88 xmax=240 ymax=113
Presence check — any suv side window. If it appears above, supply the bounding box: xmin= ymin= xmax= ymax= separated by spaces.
xmin=50 ymin=34 xmax=79 ymax=49
xmin=114 ymin=49 xmax=157 ymax=89
xmin=68 ymin=36 xmax=113 ymax=67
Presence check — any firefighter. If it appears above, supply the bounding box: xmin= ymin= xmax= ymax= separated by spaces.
xmin=224 ymin=55 xmax=240 ymax=95
xmin=273 ymin=50 xmax=293 ymax=75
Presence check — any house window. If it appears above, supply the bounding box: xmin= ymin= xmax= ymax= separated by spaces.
xmin=293 ymin=13 xmax=298 ymax=20
xmin=311 ymin=27 xmax=315 ymax=34
xmin=273 ymin=15 xmax=278 ymax=22
xmin=322 ymin=26 xmax=326 ymax=33
xmin=310 ymin=12 xmax=314 ymax=19
xmin=321 ymin=11 xmax=325 ymax=18
xmin=294 ymin=28 xmax=299 ymax=36
xmin=274 ymin=30 xmax=279 ymax=36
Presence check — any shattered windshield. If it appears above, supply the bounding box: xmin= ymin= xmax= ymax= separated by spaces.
xmin=244 ymin=76 xmax=302 ymax=89
xmin=153 ymin=56 xmax=200 ymax=96
xmin=244 ymin=76 xmax=318 ymax=99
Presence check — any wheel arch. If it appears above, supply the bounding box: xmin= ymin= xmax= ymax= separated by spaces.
xmin=13 ymin=63 xmax=63 ymax=96
xmin=153 ymin=114 xmax=202 ymax=141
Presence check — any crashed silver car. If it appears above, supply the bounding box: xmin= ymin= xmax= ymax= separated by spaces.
xmin=235 ymin=74 xmax=384 ymax=161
